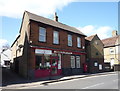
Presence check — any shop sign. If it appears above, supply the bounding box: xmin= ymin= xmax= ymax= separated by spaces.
xmin=35 ymin=49 xmax=52 ymax=54
xmin=54 ymin=51 xmax=72 ymax=54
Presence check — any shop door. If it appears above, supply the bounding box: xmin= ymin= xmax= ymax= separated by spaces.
xmin=50 ymin=56 xmax=59 ymax=76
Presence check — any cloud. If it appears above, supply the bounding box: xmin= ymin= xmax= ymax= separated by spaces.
xmin=0 ymin=39 xmax=9 ymax=48
xmin=77 ymin=25 xmax=113 ymax=39
xmin=0 ymin=0 xmax=76 ymax=18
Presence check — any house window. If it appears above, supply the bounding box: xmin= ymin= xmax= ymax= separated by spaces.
xmin=110 ymin=48 xmax=114 ymax=54
xmin=77 ymin=37 xmax=81 ymax=48
xmin=96 ymin=52 xmax=99 ymax=55
xmin=76 ymin=56 xmax=80 ymax=68
xmin=39 ymin=27 xmax=46 ymax=42
xmin=53 ymin=31 xmax=59 ymax=44
xmin=71 ymin=56 xmax=75 ymax=68
xmin=99 ymin=64 xmax=102 ymax=70
xmin=68 ymin=34 xmax=72 ymax=46
xmin=94 ymin=62 xmax=98 ymax=67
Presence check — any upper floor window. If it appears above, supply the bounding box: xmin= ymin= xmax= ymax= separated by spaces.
xmin=39 ymin=27 xmax=46 ymax=42
xmin=77 ymin=37 xmax=81 ymax=48
xmin=68 ymin=34 xmax=72 ymax=46
xmin=110 ymin=48 xmax=114 ymax=54
xmin=53 ymin=31 xmax=59 ymax=44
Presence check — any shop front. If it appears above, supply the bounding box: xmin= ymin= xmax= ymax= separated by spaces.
xmin=35 ymin=49 xmax=62 ymax=78
xmin=32 ymin=47 xmax=86 ymax=78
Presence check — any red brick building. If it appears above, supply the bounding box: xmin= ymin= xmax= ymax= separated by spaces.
xmin=85 ymin=34 xmax=104 ymax=73
xmin=11 ymin=11 xmax=86 ymax=79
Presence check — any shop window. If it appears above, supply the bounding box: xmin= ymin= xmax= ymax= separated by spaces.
xmin=35 ymin=55 xmax=42 ymax=69
xmin=76 ymin=56 xmax=80 ymax=68
xmin=68 ymin=34 xmax=72 ymax=46
xmin=53 ymin=31 xmax=59 ymax=44
xmin=35 ymin=55 xmax=51 ymax=70
xmin=39 ymin=27 xmax=46 ymax=42
xmin=44 ymin=55 xmax=51 ymax=69
xmin=77 ymin=37 xmax=81 ymax=48
xmin=71 ymin=56 xmax=75 ymax=68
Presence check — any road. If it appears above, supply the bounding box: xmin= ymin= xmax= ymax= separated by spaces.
xmin=24 ymin=72 xmax=119 ymax=89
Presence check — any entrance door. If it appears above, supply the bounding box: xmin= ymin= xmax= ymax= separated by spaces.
xmin=50 ymin=56 xmax=59 ymax=76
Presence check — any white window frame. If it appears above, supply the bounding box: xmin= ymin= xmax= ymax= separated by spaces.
xmin=109 ymin=48 xmax=114 ymax=54
xmin=71 ymin=56 xmax=75 ymax=68
xmin=99 ymin=64 xmax=102 ymax=70
xmin=77 ymin=37 xmax=81 ymax=48
xmin=39 ymin=27 xmax=46 ymax=42
xmin=94 ymin=62 xmax=98 ymax=67
xmin=53 ymin=31 xmax=59 ymax=44
xmin=76 ymin=56 xmax=80 ymax=68
xmin=68 ymin=34 xmax=72 ymax=46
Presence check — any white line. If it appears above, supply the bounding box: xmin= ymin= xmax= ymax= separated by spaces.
xmin=82 ymin=83 xmax=104 ymax=89
xmin=113 ymin=79 xmax=119 ymax=82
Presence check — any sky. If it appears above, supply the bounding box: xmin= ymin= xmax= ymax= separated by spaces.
xmin=0 ymin=0 xmax=119 ymax=48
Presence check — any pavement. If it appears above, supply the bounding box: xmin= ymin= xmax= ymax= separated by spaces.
xmin=1 ymin=67 xmax=117 ymax=89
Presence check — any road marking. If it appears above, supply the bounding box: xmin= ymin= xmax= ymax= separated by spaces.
xmin=82 ymin=83 xmax=104 ymax=89
xmin=113 ymin=79 xmax=119 ymax=82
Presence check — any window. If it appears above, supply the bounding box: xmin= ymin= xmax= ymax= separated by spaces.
xmin=71 ymin=56 xmax=75 ymax=68
xmin=95 ymin=41 xmax=98 ymax=45
xmin=68 ymin=34 xmax=72 ymax=46
xmin=35 ymin=55 xmax=42 ymax=69
xmin=94 ymin=62 xmax=98 ymax=67
xmin=53 ymin=31 xmax=59 ymax=44
xmin=110 ymin=48 xmax=114 ymax=54
xmin=77 ymin=37 xmax=81 ymax=48
xmin=39 ymin=27 xmax=46 ymax=42
xmin=76 ymin=56 xmax=80 ymax=68
xmin=96 ymin=52 xmax=99 ymax=55
xmin=99 ymin=64 xmax=102 ymax=70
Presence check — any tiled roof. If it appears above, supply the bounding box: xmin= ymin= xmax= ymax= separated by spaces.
xmin=85 ymin=34 xmax=97 ymax=41
xmin=25 ymin=11 xmax=86 ymax=36
xmin=102 ymin=36 xmax=118 ymax=47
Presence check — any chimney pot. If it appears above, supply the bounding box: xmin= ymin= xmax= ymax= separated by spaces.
xmin=54 ymin=12 xmax=58 ymax=22
xmin=112 ymin=30 xmax=118 ymax=37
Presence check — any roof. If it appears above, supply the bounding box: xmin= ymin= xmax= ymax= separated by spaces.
xmin=25 ymin=11 xmax=86 ymax=36
xmin=102 ymin=36 xmax=118 ymax=47
xmin=85 ymin=34 xmax=97 ymax=41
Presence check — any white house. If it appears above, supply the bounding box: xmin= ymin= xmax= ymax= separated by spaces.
xmin=1 ymin=48 xmax=11 ymax=67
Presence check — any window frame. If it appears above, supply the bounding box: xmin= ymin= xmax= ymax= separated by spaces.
xmin=77 ymin=37 xmax=81 ymax=48
xmin=76 ymin=56 xmax=80 ymax=68
xmin=68 ymin=34 xmax=72 ymax=46
xmin=71 ymin=56 xmax=75 ymax=68
xmin=109 ymin=48 xmax=114 ymax=54
xmin=53 ymin=30 xmax=59 ymax=44
xmin=39 ymin=27 xmax=46 ymax=42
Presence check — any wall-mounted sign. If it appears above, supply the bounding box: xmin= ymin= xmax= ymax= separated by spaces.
xmin=54 ymin=51 xmax=72 ymax=54
xmin=35 ymin=49 xmax=52 ymax=54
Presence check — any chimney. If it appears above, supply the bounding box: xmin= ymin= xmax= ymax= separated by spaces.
xmin=112 ymin=30 xmax=118 ymax=37
xmin=54 ymin=12 xmax=58 ymax=22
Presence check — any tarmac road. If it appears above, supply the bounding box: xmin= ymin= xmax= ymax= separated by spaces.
xmin=26 ymin=72 xmax=119 ymax=89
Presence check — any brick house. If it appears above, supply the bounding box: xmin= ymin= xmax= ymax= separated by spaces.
xmin=85 ymin=34 xmax=104 ymax=73
xmin=11 ymin=11 xmax=86 ymax=79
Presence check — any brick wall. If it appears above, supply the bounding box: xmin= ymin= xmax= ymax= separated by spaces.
xmin=29 ymin=20 xmax=85 ymax=52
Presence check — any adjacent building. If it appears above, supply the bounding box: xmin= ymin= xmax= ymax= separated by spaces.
xmin=1 ymin=48 xmax=11 ymax=67
xmin=102 ymin=30 xmax=120 ymax=70
xmin=11 ymin=11 xmax=86 ymax=79
xmin=85 ymin=34 xmax=104 ymax=73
